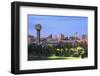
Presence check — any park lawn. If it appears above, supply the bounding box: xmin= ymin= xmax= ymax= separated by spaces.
xmin=48 ymin=56 xmax=81 ymax=60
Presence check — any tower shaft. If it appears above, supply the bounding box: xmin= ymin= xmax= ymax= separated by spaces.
xmin=37 ymin=30 xmax=40 ymax=44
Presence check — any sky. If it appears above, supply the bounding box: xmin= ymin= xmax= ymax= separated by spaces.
xmin=28 ymin=15 xmax=88 ymax=38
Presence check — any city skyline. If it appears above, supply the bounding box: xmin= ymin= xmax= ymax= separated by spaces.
xmin=28 ymin=15 xmax=88 ymax=37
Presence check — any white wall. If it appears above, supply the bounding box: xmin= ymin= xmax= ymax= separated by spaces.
xmin=0 ymin=0 xmax=99 ymax=76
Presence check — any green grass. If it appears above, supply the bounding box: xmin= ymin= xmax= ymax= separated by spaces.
xmin=48 ymin=56 xmax=81 ymax=60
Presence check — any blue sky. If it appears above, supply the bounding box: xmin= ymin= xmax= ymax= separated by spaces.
xmin=28 ymin=15 xmax=88 ymax=37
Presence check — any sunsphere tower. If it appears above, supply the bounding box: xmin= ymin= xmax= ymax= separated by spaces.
xmin=35 ymin=24 xmax=42 ymax=44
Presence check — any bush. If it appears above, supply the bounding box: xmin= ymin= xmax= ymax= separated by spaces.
xmin=28 ymin=43 xmax=87 ymax=58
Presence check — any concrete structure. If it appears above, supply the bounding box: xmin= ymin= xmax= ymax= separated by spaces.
xmin=28 ymin=35 xmax=34 ymax=45
xmin=35 ymin=24 xmax=42 ymax=44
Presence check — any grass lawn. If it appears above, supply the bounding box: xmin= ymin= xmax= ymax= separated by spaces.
xmin=48 ymin=56 xmax=81 ymax=60
xmin=28 ymin=54 xmax=81 ymax=60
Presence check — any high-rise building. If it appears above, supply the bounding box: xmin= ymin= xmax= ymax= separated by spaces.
xmin=47 ymin=34 xmax=52 ymax=39
xmin=60 ymin=34 xmax=65 ymax=40
xmin=82 ymin=34 xmax=87 ymax=40
xmin=28 ymin=35 xmax=34 ymax=45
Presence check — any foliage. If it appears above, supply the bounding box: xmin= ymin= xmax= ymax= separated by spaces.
xmin=28 ymin=43 xmax=88 ymax=59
